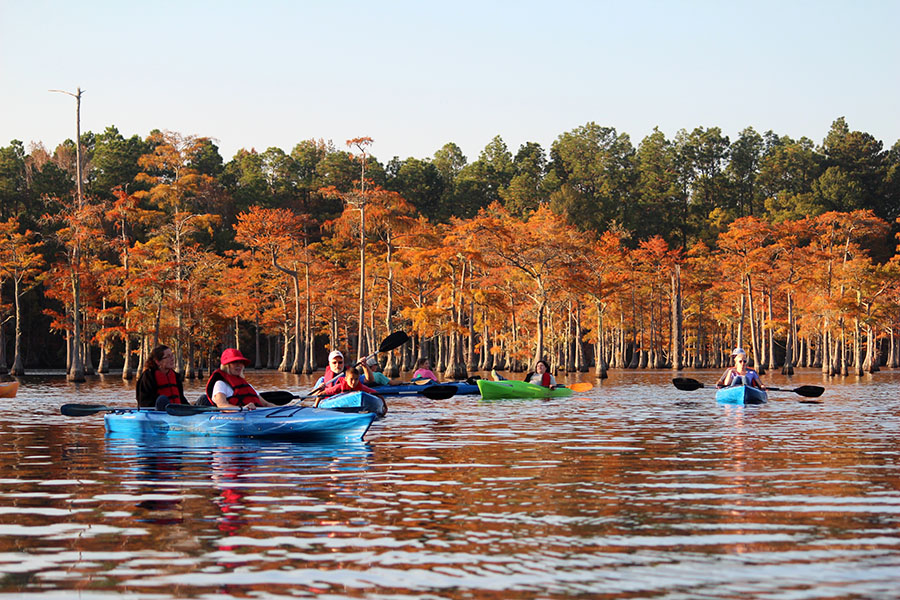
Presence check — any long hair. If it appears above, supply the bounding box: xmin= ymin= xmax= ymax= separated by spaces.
xmin=144 ymin=345 xmax=170 ymax=372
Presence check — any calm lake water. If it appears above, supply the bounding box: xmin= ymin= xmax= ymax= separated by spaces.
xmin=1 ymin=368 xmax=899 ymax=599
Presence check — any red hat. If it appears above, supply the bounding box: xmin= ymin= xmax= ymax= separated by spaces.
xmin=220 ymin=348 xmax=250 ymax=366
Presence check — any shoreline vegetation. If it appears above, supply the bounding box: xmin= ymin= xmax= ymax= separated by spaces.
xmin=1 ymin=118 xmax=900 ymax=381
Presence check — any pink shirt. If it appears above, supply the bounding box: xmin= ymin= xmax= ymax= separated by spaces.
xmin=412 ymin=368 xmax=438 ymax=382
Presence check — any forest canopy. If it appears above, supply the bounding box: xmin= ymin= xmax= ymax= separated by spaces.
xmin=1 ymin=118 xmax=899 ymax=381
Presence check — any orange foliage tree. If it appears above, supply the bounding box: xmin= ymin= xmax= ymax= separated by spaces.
xmin=0 ymin=218 xmax=45 ymax=374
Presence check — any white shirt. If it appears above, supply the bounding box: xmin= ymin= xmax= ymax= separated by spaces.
xmin=212 ymin=380 xmax=257 ymax=399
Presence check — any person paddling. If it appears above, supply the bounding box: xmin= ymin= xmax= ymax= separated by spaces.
xmin=316 ymin=366 xmax=383 ymax=405
xmin=411 ymin=357 xmax=439 ymax=382
xmin=524 ymin=359 xmax=557 ymax=388
xmin=311 ymin=350 xmax=373 ymax=389
xmin=204 ymin=348 xmax=275 ymax=410
xmin=361 ymin=356 xmax=392 ymax=386
xmin=136 ymin=345 xmax=189 ymax=408
xmin=716 ymin=347 xmax=766 ymax=390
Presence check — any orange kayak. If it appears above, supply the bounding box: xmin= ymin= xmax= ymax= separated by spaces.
xmin=0 ymin=381 xmax=18 ymax=398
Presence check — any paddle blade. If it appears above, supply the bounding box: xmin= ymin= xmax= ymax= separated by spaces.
xmin=420 ymin=385 xmax=458 ymax=400
xmin=377 ymin=331 xmax=410 ymax=353
xmin=568 ymin=382 xmax=594 ymax=393
xmin=672 ymin=377 xmax=705 ymax=391
xmin=60 ymin=403 xmax=111 ymax=416
xmin=260 ymin=390 xmax=299 ymax=405
xmin=792 ymin=385 xmax=825 ymax=398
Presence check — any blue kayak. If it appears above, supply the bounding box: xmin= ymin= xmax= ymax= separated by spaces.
xmin=370 ymin=381 xmax=480 ymax=397
xmin=715 ymin=385 xmax=768 ymax=405
xmin=104 ymin=405 xmax=376 ymax=442
xmin=317 ymin=391 xmax=387 ymax=417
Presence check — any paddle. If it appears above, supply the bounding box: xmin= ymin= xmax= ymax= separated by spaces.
xmin=260 ymin=390 xmax=300 ymax=405
xmin=60 ymin=403 xmax=135 ymax=416
xmin=307 ymin=331 xmax=411 ymax=396
xmin=672 ymin=377 xmax=824 ymax=399
xmin=764 ymin=385 xmax=825 ymax=398
xmin=416 ymin=384 xmax=457 ymax=400
xmin=567 ymin=382 xmax=594 ymax=393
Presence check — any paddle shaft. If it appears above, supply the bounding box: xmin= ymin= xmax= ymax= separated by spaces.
xmin=673 ymin=377 xmax=824 ymax=398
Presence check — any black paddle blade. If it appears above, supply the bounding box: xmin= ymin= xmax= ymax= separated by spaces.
xmin=672 ymin=377 xmax=704 ymax=391
xmin=260 ymin=390 xmax=299 ymax=405
xmin=793 ymin=385 xmax=824 ymax=398
xmin=420 ymin=385 xmax=457 ymax=400
xmin=378 ymin=331 xmax=410 ymax=353
xmin=60 ymin=403 xmax=111 ymax=416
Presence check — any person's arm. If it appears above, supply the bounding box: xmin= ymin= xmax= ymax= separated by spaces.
xmin=211 ymin=380 xmax=233 ymax=408
xmin=360 ymin=362 xmax=375 ymax=384
xmin=751 ymin=371 xmax=765 ymax=389
xmin=358 ymin=382 xmax=385 ymax=401
xmin=247 ymin=384 xmax=274 ymax=407
xmin=136 ymin=371 xmax=157 ymax=407
xmin=716 ymin=369 xmax=731 ymax=388
xmin=321 ymin=381 xmax=344 ymax=396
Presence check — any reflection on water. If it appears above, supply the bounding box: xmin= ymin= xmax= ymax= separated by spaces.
xmin=0 ymin=368 xmax=899 ymax=598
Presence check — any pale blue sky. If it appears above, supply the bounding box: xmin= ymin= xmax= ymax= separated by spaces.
xmin=2 ymin=0 xmax=897 ymax=164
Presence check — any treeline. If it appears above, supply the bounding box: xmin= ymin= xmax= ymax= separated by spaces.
xmin=0 ymin=118 xmax=899 ymax=379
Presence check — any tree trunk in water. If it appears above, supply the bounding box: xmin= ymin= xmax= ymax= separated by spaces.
xmin=575 ymin=302 xmax=587 ymax=372
xmin=671 ymin=265 xmax=683 ymax=371
xmin=782 ymin=291 xmax=795 ymax=375
xmin=10 ymin=278 xmax=24 ymax=375
xmin=746 ymin=274 xmax=762 ymax=373
xmin=254 ymin=315 xmax=262 ymax=369
xmin=467 ymin=299 xmax=478 ymax=371
xmin=278 ymin=328 xmax=291 ymax=372
xmin=863 ymin=325 xmax=877 ymax=373
xmin=68 ymin=272 xmax=85 ymax=382
xmin=291 ymin=275 xmax=302 ymax=374
xmin=595 ymin=301 xmax=608 ymax=379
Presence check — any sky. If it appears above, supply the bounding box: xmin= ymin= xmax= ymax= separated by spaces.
xmin=1 ymin=0 xmax=898 ymax=165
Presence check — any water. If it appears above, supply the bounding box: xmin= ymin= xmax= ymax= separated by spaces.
xmin=1 ymin=368 xmax=899 ymax=598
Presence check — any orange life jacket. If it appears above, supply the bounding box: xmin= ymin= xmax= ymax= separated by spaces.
xmin=205 ymin=369 xmax=262 ymax=407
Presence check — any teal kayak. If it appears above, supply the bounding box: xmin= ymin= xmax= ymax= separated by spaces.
xmin=317 ymin=391 xmax=387 ymax=418
xmin=715 ymin=385 xmax=768 ymax=405
xmin=477 ymin=379 xmax=573 ymax=399
xmin=104 ymin=405 xmax=376 ymax=442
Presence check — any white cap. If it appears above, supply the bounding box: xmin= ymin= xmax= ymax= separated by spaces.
xmin=731 ymin=347 xmax=746 ymax=357
xmin=328 ymin=350 xmax=343 ymax=362
xmin=366 ymin=356 xmax=378 ymax=366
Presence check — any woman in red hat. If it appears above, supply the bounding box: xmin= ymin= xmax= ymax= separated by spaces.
xmin=204 ymin=348 xmax=275 ymax=410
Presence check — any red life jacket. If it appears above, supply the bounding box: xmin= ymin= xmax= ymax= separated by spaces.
xmin=205 ymin=369 xmax=262 ymax=407
xmin=153 ymin=369 xmax=184 ymax=404
xmin=323 ymin=366 xmax=341 ymax=385
xmin=526 ymin=371 xmax=553 ymax=387
xmin=540 ymin=371 xmax=552 ymax=387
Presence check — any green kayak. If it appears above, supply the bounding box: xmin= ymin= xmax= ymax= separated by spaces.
xmin=477 ymin=379 xmax=573 ymax=399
